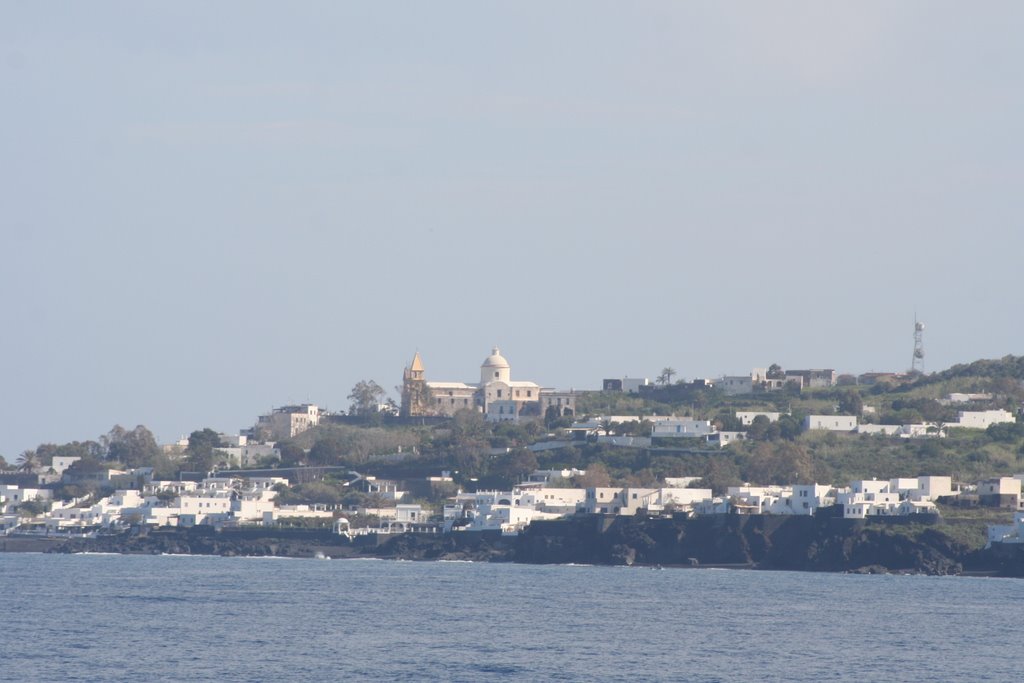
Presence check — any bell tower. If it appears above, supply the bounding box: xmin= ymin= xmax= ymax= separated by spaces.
xmin=401 ymin=352 xmax=428 ymax=417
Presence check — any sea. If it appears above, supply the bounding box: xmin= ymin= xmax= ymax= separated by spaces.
xmin=2 ymin=553 xmax=1021 ymax=682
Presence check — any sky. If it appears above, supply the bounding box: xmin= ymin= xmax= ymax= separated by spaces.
xmin=2 ymin=2 xmax=1022 ymax=457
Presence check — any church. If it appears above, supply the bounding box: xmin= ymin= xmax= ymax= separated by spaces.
xmin=401 ymin=347 xmax=577 ymax=422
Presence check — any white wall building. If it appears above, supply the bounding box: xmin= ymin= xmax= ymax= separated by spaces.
xmin=736 ymin=411 xmax=781 ymax=425
xmin=954 ymin=409 xmax=1016 ymax=430
xmin=652 ymin=419 xmax=715 ymax=438
xmin=580 ymin=486 xmax=712 ymax=515
xmin=706 ymin=431 xmax=745 ymax=448
xmin=804 ymin=415 xmax=858 ymax=432
xmin=0 ymin=485 xmax=53 ymax=514
xmin=987 ymin=512 xmax=1024 ymax=546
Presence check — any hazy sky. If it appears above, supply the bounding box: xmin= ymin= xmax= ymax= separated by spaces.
xmin=2 ymin=2 xmax=1022 ymax=457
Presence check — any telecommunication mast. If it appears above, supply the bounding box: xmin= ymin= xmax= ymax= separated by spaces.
xmin=911 ymin=315 xmax=925 ymax=373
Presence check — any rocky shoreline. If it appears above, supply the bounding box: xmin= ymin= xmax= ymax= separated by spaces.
xmin=6 ymin=514 xmax=1024 ymax=577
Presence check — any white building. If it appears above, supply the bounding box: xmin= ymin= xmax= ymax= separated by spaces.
xmin=944 ymin=393 xmax=992 ymax=404
xmin=652 ymin=419 xmax=715 ymax=439
xmin=0 ymin=485 xmax=52 ymax=515
xmin=446 ymin=490 xmax=564 ymax=534
xmin=736 ymin=411 xmax=781 ymax=425
xmin=579 ymin=486 xmax=712 ymax=515
xmin=725 ymin=484 xmax=832 ymax=515
xmin=215 ymin=443 xmax=281 ymax=468
xmin=856 ymin=424 xmax=902 ymax=437
xmin=518 ymin=488 xmax=587 ymax=515
xmin=791 ymin=484 xmax=833 ymax=514
xmin=987 ymin=512 xmax=1024 ymax=546
xmin=706 ymin=431 xmax=745 ymax=448
xmin=253 ymin=404 xmax=321 ymax=440
xmin=835 ymin=479 xmax=943 ymax=518
xmin=50 ymin=456 xmax=81 ymax=475
xmin=804 ymin=415 xmax=858 ymax=432
xmin=953 ymin=409 xmax=1016 ymax=430
xmin=913 ymin=476 xmax=953 ymax=501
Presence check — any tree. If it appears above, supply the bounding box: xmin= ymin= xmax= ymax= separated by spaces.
xmin=575 ymin=462 xmax=611 ymax=488
xmin=447 ymin=410 xmax=489 ymax=480
xmin=348 ymin=380 xmax=387 ymax=417
xmin=105 ymin=425 xmax=160 ymax=468
xmin=277 ymin=442 xmax=307 ymax=467
xmin=309 ymin=437 xmax=347 ymax=466
xmin=657 ymin=367 xmax=677 ymax=386
xmin=838 ymin=391 xmax=864 ymax=417
xmin=185 ymin=428 xmax=222 ymax=472
xmin=17 ymin=499 xmax=46 ymax=517
xmin=491 ymin=448 xmax=539 ymax=486
xmin=777 ymin=415 xmax=802 ymax=440
xmin=767 ymin=363 xmax=785 ymax=380
xmin=16 ymin=450 xmax=40 ymax=473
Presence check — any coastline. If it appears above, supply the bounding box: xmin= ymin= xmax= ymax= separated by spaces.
xmin=4 ymin=514 xmax=1024 ymax=577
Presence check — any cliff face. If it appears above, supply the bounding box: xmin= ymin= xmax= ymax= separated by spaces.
xmin=513 ymin=515 xmax=969 ymax=575
xmin=35 ymin=515 xmax=1024 ymax=576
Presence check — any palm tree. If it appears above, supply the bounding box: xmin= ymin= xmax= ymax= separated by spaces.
xmin=16 ymin=450 xmax=40 ymax=473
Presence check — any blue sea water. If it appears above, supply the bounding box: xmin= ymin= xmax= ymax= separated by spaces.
xmin=1 ymin=553 xmax=1022 ymax=682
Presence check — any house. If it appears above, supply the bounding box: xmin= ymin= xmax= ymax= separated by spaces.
xmin=953 ymin=410 xmax=1016 ymax=430
xmin=943 ymin=393 xmax=993 ymax=405
xmin=791 ymin=484 xmax=833 ymax=514
xmin=445 ymin=490 xmax=565 ymax=534
xmin=736 ymin=411 xmax=780 ymax=425
xmin=579 ymin=486 xmax=712 ymax=515
xmin=50 ymin=456 xmax=81 ymax=475
xmin=517 ymin=488 xmax=587 ymax=515
xmin=651 ymin=419 xmax=715 ymax=439
xmin=251 ymin=404 xmax=321 ymax=440
xmin=856 ymin=424 xmax=902 ymax=436
xmin=521 ymin=469 xmax=586 ymax=486
xmin=706 ymin=432 xmax=745 ymax=448
xmin=725 ymin=484 xmax=832 ymax=515
xmin=785 ymin=369 xmax=837 ymax=388
xmin=0 ymin=485 xmax=53 ymax=514
xmin=912 ymin=476 xmax=953 ymax=501
xmin=987 ymin=512 xmax=1024 ymax=546
xmin=804 ymin=415 xmax=858 ymax=431
xmin=264 ymin=505 xmax=333 ymax=526
xmin=977 ymin=477 xmax=1022 ymax=509
xmin=602 ymin=377 xmax=651 ymax=393
xmin=718 ymin=375 xmax=754 ymax=396
xmin=215 ymin=443 xmax=281 ymax=468
xmin=834 ymin=478 xmax=946 ymax=518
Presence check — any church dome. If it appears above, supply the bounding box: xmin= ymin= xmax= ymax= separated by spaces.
xmin=481 ymin=346 xmax=510 ymax=369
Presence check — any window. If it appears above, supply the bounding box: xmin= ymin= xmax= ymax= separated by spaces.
xmin=527 ymin=390 xmax=532 ymax=397
xmin=494 ymin=371 xmax=499 ymax=378
xmin=497 ymin=390 xmax=502 ymax=398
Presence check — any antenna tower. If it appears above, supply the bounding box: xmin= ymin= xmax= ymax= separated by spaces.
xmin=911 ymin=315 xmax=925 ymax=373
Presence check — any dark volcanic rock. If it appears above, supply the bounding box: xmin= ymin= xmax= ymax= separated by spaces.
xmin=22 ymin=515 xmax=1024 ymax=578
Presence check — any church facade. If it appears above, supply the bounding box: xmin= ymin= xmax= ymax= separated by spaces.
xmin=401 ymin=347 xmax=577 ymax=422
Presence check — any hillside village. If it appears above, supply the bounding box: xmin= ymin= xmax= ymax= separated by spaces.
xmin=4 ymin=350 xmax=1024 ymax=551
